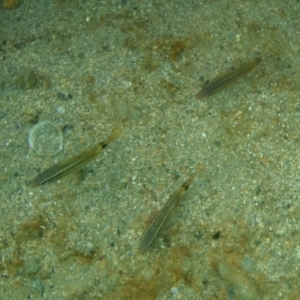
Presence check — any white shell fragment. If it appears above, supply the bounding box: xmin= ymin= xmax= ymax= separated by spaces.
xmin=28 ymin=121 xmax=63 ymax=156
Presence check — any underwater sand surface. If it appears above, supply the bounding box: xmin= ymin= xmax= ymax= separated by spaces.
xmin=0 ymin=0 xmax=300 ymax=299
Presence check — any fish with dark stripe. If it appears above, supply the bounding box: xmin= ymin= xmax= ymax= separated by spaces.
xmin=30 ymin=128 xmax=121 ymax=186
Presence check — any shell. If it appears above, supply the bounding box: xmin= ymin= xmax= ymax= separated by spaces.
xmin=28 ymin=121 xmax=63 ymax=157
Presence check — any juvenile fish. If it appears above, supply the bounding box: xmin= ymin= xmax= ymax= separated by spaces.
xmin=196 ymin=56 xmax=261 ymax=99
xmin=30 ymin=128 xmax=121 ymax=187
xmin=139 ymin=166 xmax=201 ymax=254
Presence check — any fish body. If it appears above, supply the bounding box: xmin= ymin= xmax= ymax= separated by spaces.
xmin=139 ymin=166 xmax=201 ymax=254
xmin=30 ymin=128 xmax=121 ymax=186
xmin=196 ymin=56 xmax=261 ymax=99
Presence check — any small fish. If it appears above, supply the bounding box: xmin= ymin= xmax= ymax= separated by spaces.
xmin=139 ymin=166 xmax=202 ymax=254
xmin=30 ymin=127 xmax=121 ymax=187
xmin=196 ymin=56 xmax=261 ymax=99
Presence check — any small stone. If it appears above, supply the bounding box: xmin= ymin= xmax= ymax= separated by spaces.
xmin=24 ymin=258 xmax=40 ymax=275
xmin=170 ymin=286 xmax=179 ymax=296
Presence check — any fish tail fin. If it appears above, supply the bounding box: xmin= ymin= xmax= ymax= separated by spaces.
xmin=105 ymin=127 xmax=122 ymax=144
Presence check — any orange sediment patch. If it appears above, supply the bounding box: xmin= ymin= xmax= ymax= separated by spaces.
xmin=2 ymin=0 xmax=21 ymax=9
